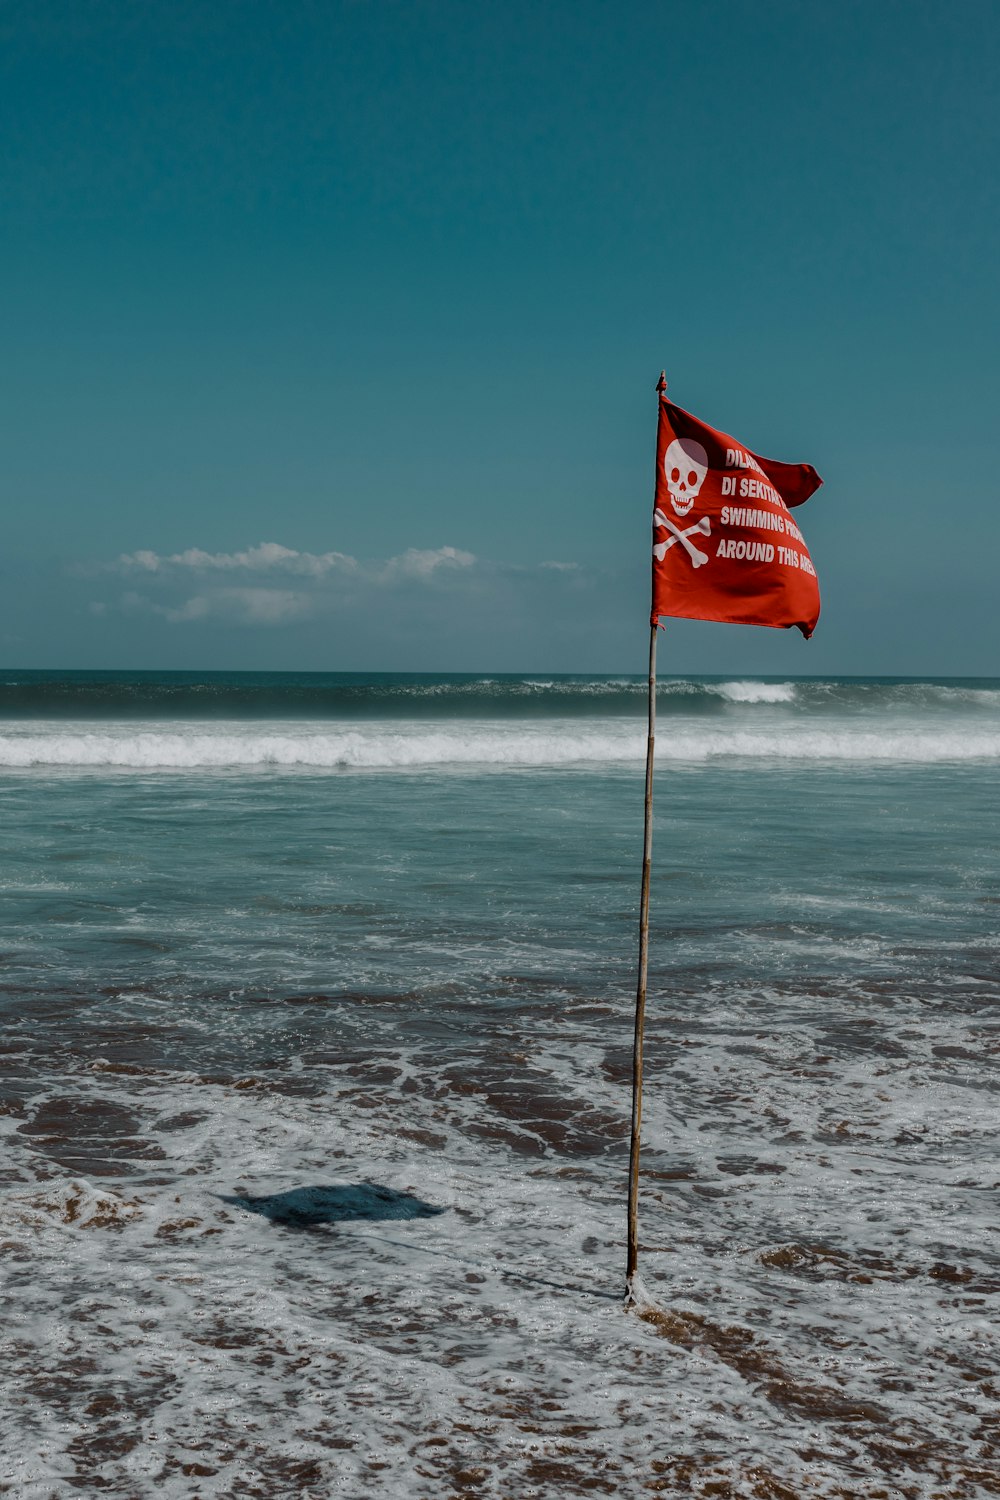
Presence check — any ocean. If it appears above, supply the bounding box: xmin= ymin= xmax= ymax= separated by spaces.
xmin=1 ymin=671 xmax=997 ymax=1498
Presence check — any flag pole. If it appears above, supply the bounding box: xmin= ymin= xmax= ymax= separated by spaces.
xmin=626 ymin=370 xmax=665 ymax=1304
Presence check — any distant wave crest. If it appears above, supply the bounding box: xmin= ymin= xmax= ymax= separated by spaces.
xmin=3 ymin=675 xmax=1000 ymax=721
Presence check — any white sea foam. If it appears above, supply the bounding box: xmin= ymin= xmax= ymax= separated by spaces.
xmin=1 ymin=718 xmax=999 ymax=769
xmin=3 ymin=979 xmax=997 ymax=1498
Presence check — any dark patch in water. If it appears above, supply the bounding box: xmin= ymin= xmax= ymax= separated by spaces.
xmin=221 ymin=1182 xmax=445 ymax=1228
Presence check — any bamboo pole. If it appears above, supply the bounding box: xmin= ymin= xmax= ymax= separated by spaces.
xmin=626 ymin=371 xmax=665 ymax=1304
xmin=625 ymin=620 xmax=657 ymax=1300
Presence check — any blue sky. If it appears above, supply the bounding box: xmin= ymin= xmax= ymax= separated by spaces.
xmin=2 ymin=0 xmax=997 ymax=673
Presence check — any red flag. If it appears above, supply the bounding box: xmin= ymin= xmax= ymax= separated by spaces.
xmin=652 ymin=396 xmax=822 ymax=637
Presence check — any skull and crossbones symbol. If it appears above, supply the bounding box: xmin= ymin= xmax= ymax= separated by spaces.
xmin=654 ymin=436 xmax=712 ymax=567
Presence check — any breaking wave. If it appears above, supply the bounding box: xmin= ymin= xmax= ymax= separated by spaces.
xmin=2 ymin=721 xmax=999 ymax=770
xmin=712 ymin=681 xmax=797 ymax=703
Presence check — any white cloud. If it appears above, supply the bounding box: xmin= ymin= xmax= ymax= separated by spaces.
xmin=119 ymin=542 xmax=359 ymax=577
xmin=115 ymin=541 xmax=478 ymax=587
xmin=379 ymin=546 xmax=476 ymax=581
xmin=93 ymin=540 xmax=590 ymax=627
xmin=103 ymin=540 xmax=484 ymax=627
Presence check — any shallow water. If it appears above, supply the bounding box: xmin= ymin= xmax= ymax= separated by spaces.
xmin=1 ymin=675 xmax=998 ymax=1497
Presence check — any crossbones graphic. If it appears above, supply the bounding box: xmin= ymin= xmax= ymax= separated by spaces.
xmin=653 ymin=508 xmax=711 ymax=568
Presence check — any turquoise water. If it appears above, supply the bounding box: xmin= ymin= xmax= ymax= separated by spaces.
xmin=1 ymin=674 xmax=998 ymax=1497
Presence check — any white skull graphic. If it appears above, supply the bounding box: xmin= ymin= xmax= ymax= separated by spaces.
xmin=664 ymin=438 xmax=709 ymax=517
